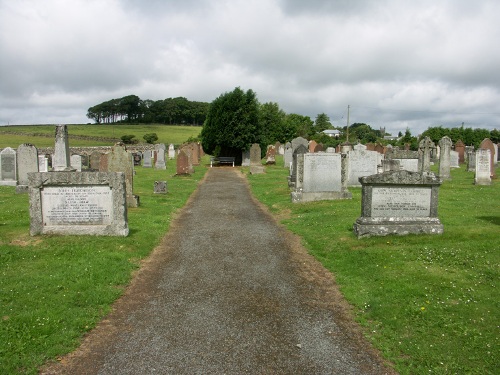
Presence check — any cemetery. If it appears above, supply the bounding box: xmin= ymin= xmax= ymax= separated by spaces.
xmin=0 ymin=126 xmax=498 ymax=374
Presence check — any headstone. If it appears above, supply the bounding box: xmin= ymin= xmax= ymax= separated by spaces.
xmin=479 ymin=138 xmax=496 ymax=179
xmin=374 ymin=143 xmax=385 ymax=154
xmin=438 ymin=136 xmax=452 ymax=180
xmin=418 ymin=137 xmax=436 ymax=173
xmin=16 ymin=143 xmax=38 ymax=193
xmin=278 ymin=144 xmax=285 ymax=155
xmin=291 ymin=153 xmax=352 ymax=202
xmin=176 ymin=149 xmax=190 ymax=175
xmin=353 ymin=143 xmax=367 ymax=151
xmin=52 ymin=125 xmax=73 ymax=171
xmin=99 ymin=153 xmax=109 ymax=172
xmin=38 ymin=155 xmax=48 ymax=173
xmin=326 ymin=147 xmax=336 ymax=153
xmin=291 ymin=137 xmax=308 ymax=153
xmin=0 ymin=147 xmax=17 ymax=186
xmin=179 ymin=145 xmax=195 ymax=173
xmin=353 ymin=170 xmax=443 ymax=238
xmin=340 ymin=142 xmax=352 ymax=153
xmin=241 ymin=149 xmax=251 ymax=167
xmin=168 ymin=144 xmax=176 ymax=159
xmin=90 ymin=150 xmax=102 ymax=170
xmin=132 ymin=152 xmax=142 ymax=166
xmin=308 ymin=140 xmax=318 ymax=153
xmin=154 ymin=181 xmax=168 ymax=194
xmin=28 ymin=171 xmax=129 ymax=236
xmin=266 ymin=145 xmax=276 ymax=165
xmin=289 ymin=144 xmax=308 ymax=187
xmin=466 ymin=148 xmax=476 ymax=172
xmin=107 ymin=143 xmax=139 ymax=207
xmin=474 ymin=149 xmax=491 ymax=185
xmin=249 ymin=144 xmax=265 ymax=174
xmin=454 ymin=140 xmax=465 ymax=164
xmin=143 ymin=150 xmax=153 ymax=168
xmin=347 ymin=149 xmax=381 ymax=186
xmin=450 ymin=151 xmax=460 ymax=168
xmin=155 ymin=144 xmax=167 ymax=170
xmin=284 ymin=142 xmax=293 ymax=168
xmin=380 ymin=159 xmax=401 ymax=172
xmin=70 ymin=155 xmax=82 ymax=172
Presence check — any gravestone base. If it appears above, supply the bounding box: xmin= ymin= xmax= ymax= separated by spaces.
xmin=250 ymin=165 xmax=265 ymax=174
xmin=15 ymin=185 xmax=30 ymax=194
xmin=291 ymin=190 xmax=352 ymax=203
xmin=353 ymin=217 xmax=444 ymax=238
xmin=0 ymin=180 xmax=17 ymax=186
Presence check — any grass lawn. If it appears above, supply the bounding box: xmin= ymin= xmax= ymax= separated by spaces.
xmin=0 ymin=124 xmax=202 ymax=148
xmin=246 ymin=158 xmax=499 ymax=375
xmin=0 ymin=159 xmax=209 ymax=374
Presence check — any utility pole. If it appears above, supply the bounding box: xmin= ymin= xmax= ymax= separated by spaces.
xmin=346 ymin=105 xmax=350 ymax=142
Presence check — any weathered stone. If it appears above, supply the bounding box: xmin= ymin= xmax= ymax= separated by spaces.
xmin=438 ymin=136 xmax=452 ymax=180
xmin=16 ymin=144 xmax=38 ymax=192
xmin=52 ymin=125 xmax=73 ymax=171
xmin=249 ymin=143 xmax=265 ymax=174
xmin=176 ymin=150 xmax=190 ymax=175
xmin=0 ymin=147 xmax=17 ymax=186
xmin=353 ymin=170 xmax=443 ymax=238
xmin=155 ymin=143 xmax=167 ymax=170
xmin=475 ymin=149 xmax=491 ymax=185
xmin=107 ymin=143 xmax=139 ymax=207
xmin=28 ymin=171 xmax=129 ymax=236
xmin=154 ymin=181 xmax=168 ymax=194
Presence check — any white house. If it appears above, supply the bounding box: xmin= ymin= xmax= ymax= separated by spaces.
xmin=322 ymin=129 xmax=341 ymax=138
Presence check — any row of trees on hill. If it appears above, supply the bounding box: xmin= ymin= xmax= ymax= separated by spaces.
xmin=421 ymin=126 xmax=500 ymax=148
xmin=86 ymin=95 xmax=209 ymax=125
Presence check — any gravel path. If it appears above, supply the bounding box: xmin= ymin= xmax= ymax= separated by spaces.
xmin=42 ymin=168 xmax=396 ymax=375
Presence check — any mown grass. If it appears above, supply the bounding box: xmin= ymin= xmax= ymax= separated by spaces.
xmin=0 ymin=124 xmax=202 ymax=148
xmin=0 ymin=160 xmax=209 ymax=374
xmin=246 ymin=157 xmax=499 ymax=375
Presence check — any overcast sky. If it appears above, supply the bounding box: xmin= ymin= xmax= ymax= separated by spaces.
xmin=1 ymin=0 xmax=499 ymax=136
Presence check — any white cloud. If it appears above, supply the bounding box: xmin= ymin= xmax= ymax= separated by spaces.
xmin=0 ymin=0 xmax=499 ymax=135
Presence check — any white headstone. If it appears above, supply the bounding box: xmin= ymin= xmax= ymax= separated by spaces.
xmin=474 ymin=149 xmax=491 ymax=185
xmin=347 ymin=149 xmax=381 ymax=186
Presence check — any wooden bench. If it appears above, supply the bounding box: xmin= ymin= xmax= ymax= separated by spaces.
xmin=210 ymin=156 xmax=235 ymax=167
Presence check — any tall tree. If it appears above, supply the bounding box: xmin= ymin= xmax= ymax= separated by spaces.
xmin=259 ymin=102 xmax=287 ymax=145
xmin=314 ymin=113 xmax=332 ymax=132
xmin=201 ymin=87 xmax=261 ymax=162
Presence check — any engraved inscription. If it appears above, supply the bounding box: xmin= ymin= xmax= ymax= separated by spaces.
xmin=371 ymin=187 xmax=431 ymax=217
xmin=42 ymin=186 xmax=112 ymax=225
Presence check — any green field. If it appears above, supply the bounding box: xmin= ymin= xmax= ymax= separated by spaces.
xmin=246 ymin=158 xmax=499 ymax=375
xmin=0 ymin=124 xmax=202 ymax=148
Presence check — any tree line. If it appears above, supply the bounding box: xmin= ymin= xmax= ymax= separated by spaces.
xmin=86 ymin=95 xmax=209 ymax=125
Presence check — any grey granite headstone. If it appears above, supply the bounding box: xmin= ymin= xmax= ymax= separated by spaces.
xmin=16 ymin=143 xmax=38 ymax=193
xmin=353 ymin=170 xmax=443 ymax=238
xmin=418 ymin=137 xmax=435 ymax=173
xmin=284 ymin=142 xmax=292 ymax=168
xmin=0 ymin=147 xmax=17 ymax=186
xmin=347 ymin=149 xmax=381 ymax=186
xmin=143 ymin=150 xmax=153 ymax=168
xmin=291 ymin=153 xmax=352 ymax=202
xmin=474 ymin=149 xmax=491 ymax=185
xmin=155 ymin=144 xmax=167 ymax=170
xmin=107 ymin=143 xmax=139 ymax=207
xmin=241 ymin=149 xmax=250 ymax=167
xmin=28 ymin=171 xmax=129 ymax=236
xmin=154 ymin=181 xmax=168 ymax=194
xmin=438 ymin=136 xmax=452 ymax=180
xmin=289 ymin=144 xmax=308 ymax=187
xmin=52 ymin=125 xmax=73 ymax=171
xmin=466 ymin=148 xmax=476 ymax=172
xmin=249 ymin=144 xmax=265 ymax=174
xmin=450 ymin=151 xmax=459 ymax=168
xmin=70 ymin=154 xmax=82 ymax=172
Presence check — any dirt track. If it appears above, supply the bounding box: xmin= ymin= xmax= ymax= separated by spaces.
xmin=41 ymin=168 xmax=396 ymax=374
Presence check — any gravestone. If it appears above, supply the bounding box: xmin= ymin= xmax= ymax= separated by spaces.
xmin=438 ymin=136 xmax=452 ymax=180
xmin=155 ymin=144 xmax=167 ymax=170
xmin=28 ymin=171 xmax=129 ymax=236
xmin=52 ymin=125 xmax=73 ymax=171
xmin=284 ymin=142 xmax=292 ymax=168
xmin=450 ymin=151 xmax=460 ymax=168
xmin=179 ymin=145 xmax=195 ymax=173
xmin=455 ymin=140 xmax=465 ymax=164
xmin=107 ymin=143 xmax=139 ymax=207
xmin=466 ymin=148 xmax=476 ymax=172
xmin=38 ymin=155 xmax=48 ymax=172
xmin=249 ymin=144 xmax=265 ymax=174
xmin=154 ymin=181 xmax=168 ymax=194
xmin=385 ymin=149 xmax=419 ymax=172
xmin=70 ymin=155 xmax=82 ymax=172
xmin=176 ymin=149 xmax=190 ymax=175
xmin=289 ymin=144 xmax=308 ymax=187
xmin=353 ymin=143 xmax=367 ymax=151
xmin=314 ymin=143 xmax=324 ymax=153
xmin=347 ymin=149 xmax=381 ymax=186
xmin=241 ymin=149 xmax=250 ymax=167
xmin=90 ymin=151 xmax=102 ymax=171
xmin=308 ymin=140 xmax=318 ymax=153
xmin=475 ymin=149 xmax=491 ymax=185
xmin=353 ymin=170 xmax=443 ymax=238
xmin=16 ymin=143 xmax=38 ymax=193
xmin=143 ymin=150 xmax=153 ymax=168
xmin=380 ymin=159 xmax=401 ymax=172
xmin=266 ymin=145 xmax=276 ymax=165
xmin=168 ymin=144 xmax=176 ymax=159
xmin=132 ymin=153 xmax=142 ymax=166
xmin=291 ymin=153 xmax=351 ymax=202
xmin=0 ymin=147 xmax=17 ymax=186
xmin=278 ymin=143 xmax=285 ymax=155
xmin=479 ymin=138 xmax=496 ymax=179
xmin=99 ymin=153 xmax=109 ymax=172
xmin=418 ymin=137 xmax=436 ymax=173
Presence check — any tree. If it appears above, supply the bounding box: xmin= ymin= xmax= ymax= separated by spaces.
xmin=201 ymin=87 xmax=261 ymax=162
xmin=314 ymin=113 xmax=332 ymax=133
xmin=143 ymin=133 xmax=158 ymax=144
xmin=284 ymin=113 xmax=314 ymax=139
xmin=259 ymin=102 xmax=287 ymax=146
